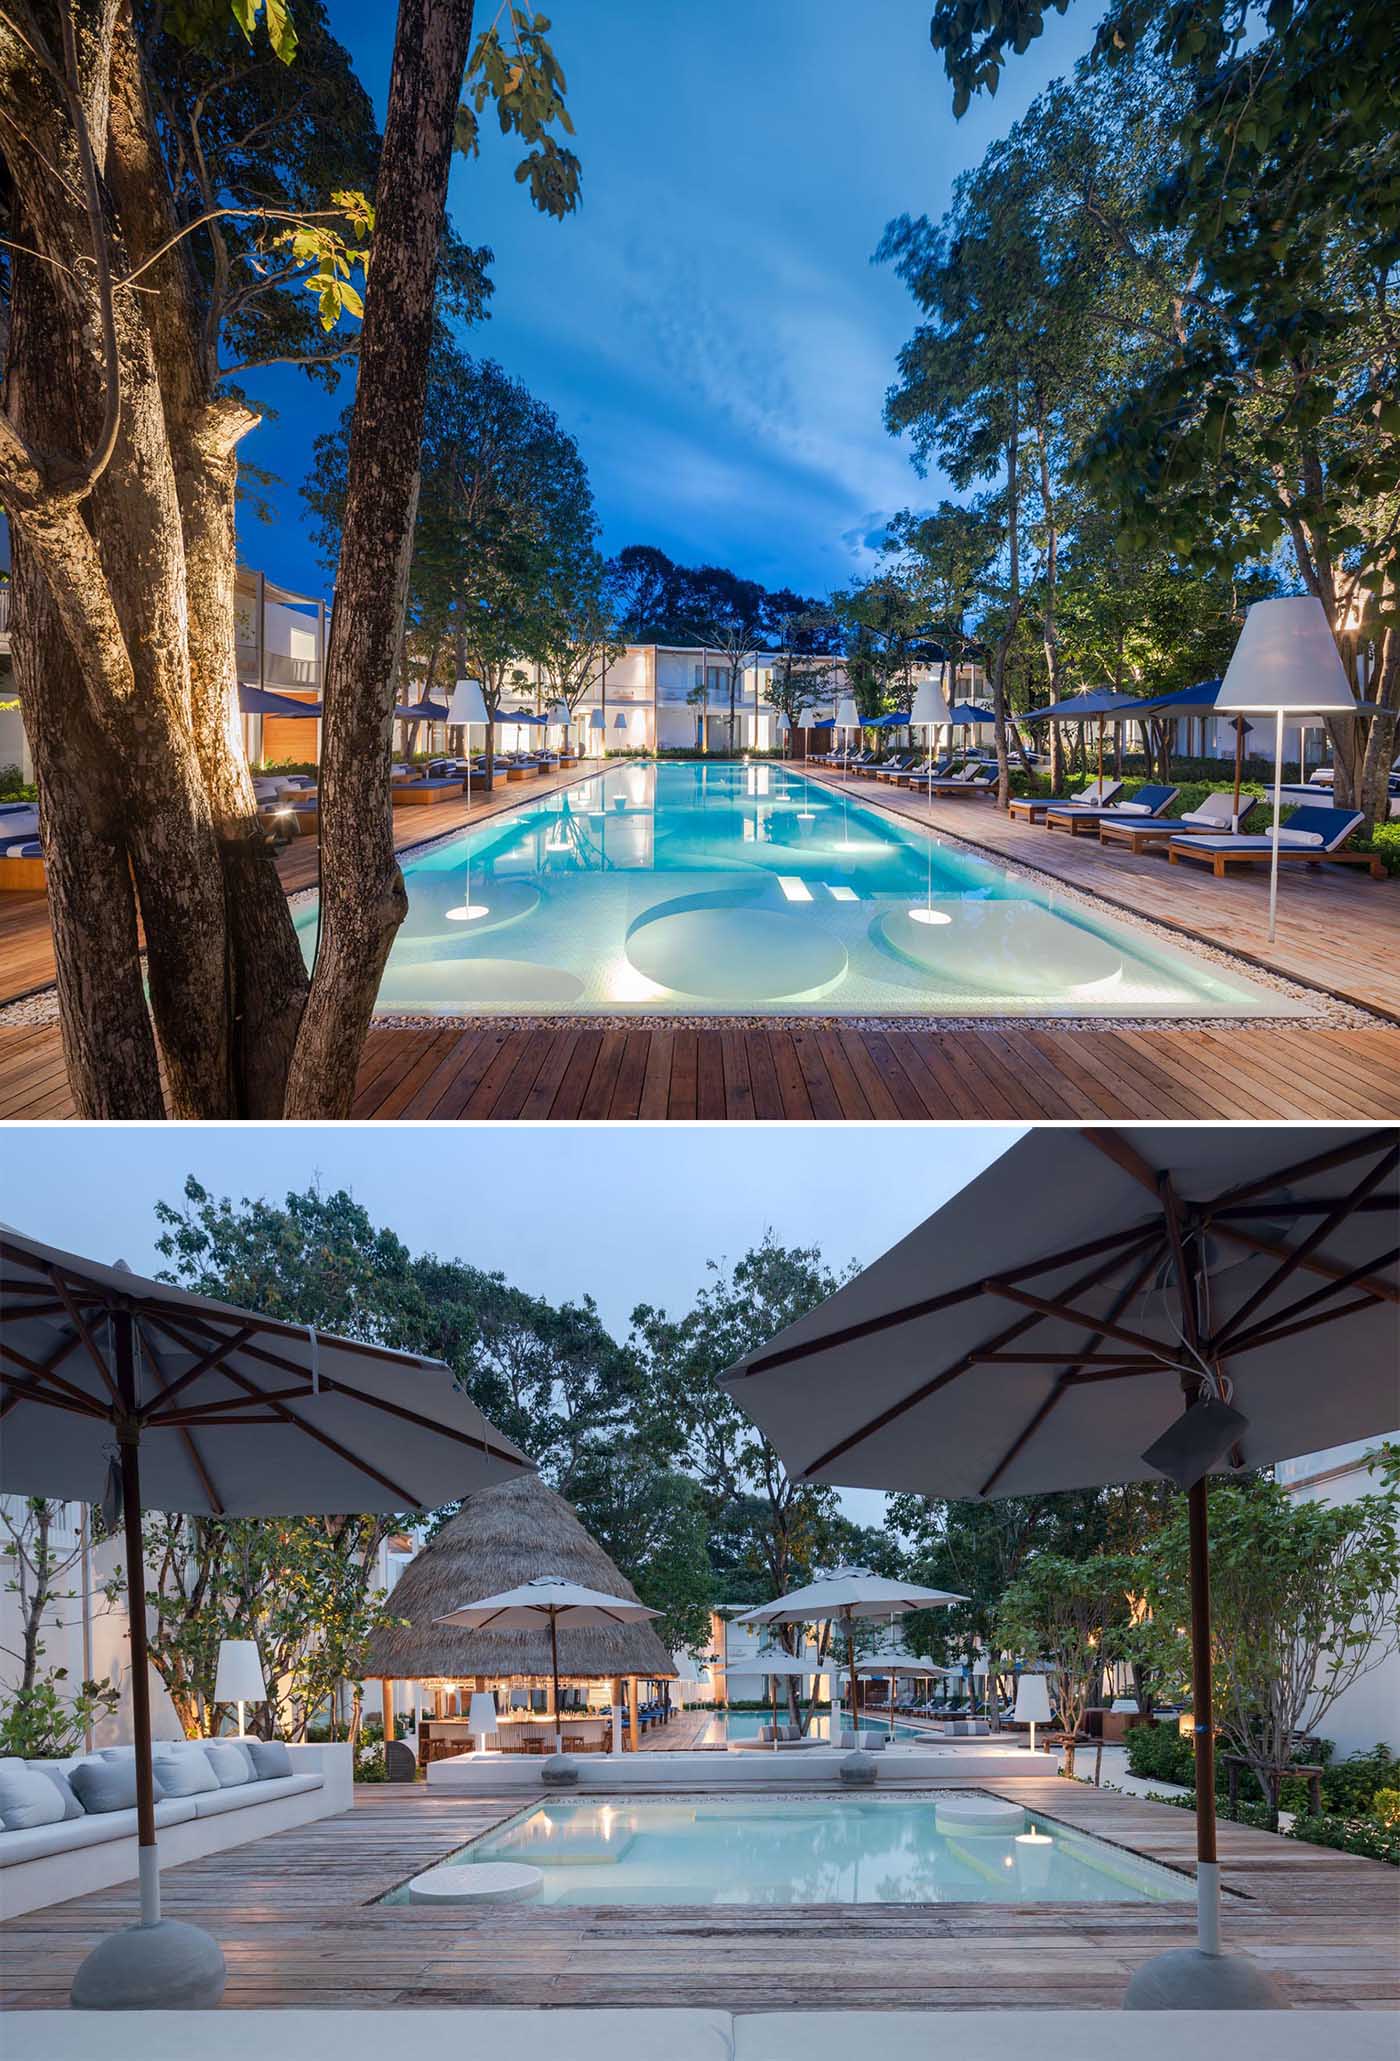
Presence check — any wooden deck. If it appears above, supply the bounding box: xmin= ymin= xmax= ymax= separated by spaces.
xmin=3 ymin=759 xmax=1398 ymax=1123
xmin=3 ymin=1777 xmax=1395 ymax=2011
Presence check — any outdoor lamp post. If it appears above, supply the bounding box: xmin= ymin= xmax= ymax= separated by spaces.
xmin=213 ymin=1640 xmax=266 ymax=1739
xmin=1013 ymin=1671 xmax=1052 ymax=1755
xmin=834 ymin=695 xmax=859 ymax=779
xmin=468 ymin=1690 xmax=498 ymax=1757
xmin=446 ymin=678 xmax=491 ymax=922
xmin=1215 ymin=596 xmax=1359 ymax=942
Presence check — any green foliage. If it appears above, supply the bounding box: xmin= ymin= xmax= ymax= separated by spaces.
xmin=1125 ymin=1722 xmax=1196 ymax=1788
xmin=1373 ymin=1789 xmax=1400 ymax=1829
xmin=457 ymin=9 xmax=581 ymax=220
xmin=995 ymin=1552 xmax=1139 ymax=1738
xmin=1358 ymin=822 xmax=1400 ymax=877
xmin=0 ymin=1674 xmax=120 ymax=1760
xmin=0 ymin=766 xmax=36 ymax=802
xmin=1141 ymin=1478 xmax=1400 ymax=1825
xmin=1289 ymin=1814 xmax=1400 ymax=1867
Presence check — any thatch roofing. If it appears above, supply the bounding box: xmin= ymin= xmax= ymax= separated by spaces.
xmin=363 ymin=1472 xmax=676 ymax=1682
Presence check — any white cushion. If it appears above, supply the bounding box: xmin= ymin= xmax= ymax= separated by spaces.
xmin=0 ymin=1811 xmax=131 ymax=1865
xmin=1114 ymin=801 xmax=1152 ymax=815
xmin=245 ymin=1739 xmax=294 ymax=1781
xmin=202 ymin=1741 xmax=257 ymax=1787
xmin=191 ymin=1771 xmax=321 ymax=1818
xmin=0 ymin=1765 xmax=64 ymax=1832
xmin=151 ymin=1745 xmax=220 ymax=1796
xmin=24 ymin=1763 xmax=85 ymax=1822
xmin=1274 ymin=827 xmax=1324 ymax=847
xmin=154 ymin=1797 xmax=198 ymax=1829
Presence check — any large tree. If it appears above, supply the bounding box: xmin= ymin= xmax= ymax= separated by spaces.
xmin=677 ymin=566 xmax=773 ymax=751
xmin=0 ymin=0 xmax=577 ymax=1120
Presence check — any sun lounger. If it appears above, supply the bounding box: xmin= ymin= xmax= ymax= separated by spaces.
xmin=1044 ymin=783 xmax=1178 ymax=836
xmin=1098 ymin=793 xmax=1260 ymax=854
xmin=1167 ymin=805 xmax=1384 ymax=878
xmin=923 ymin=767 xmax=999 ymax=799
xmin=1008 ymin=777 xmax=1122 ymax=824
xmin=391 ymin=775 xmax=466 ymax=806
xmin=890 ymin=758 xmax=956 ymax=786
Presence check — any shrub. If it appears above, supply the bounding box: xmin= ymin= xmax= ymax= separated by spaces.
xmin=354 ymin=1739 xmax=387 ymax=1782
xmin=1315 ymin=1744 xmax=1398 ymax=1817
xmin=1126 ymin=1723 xmax=1196 ymax=1787
xmin=1358 ymin=822 xmax=1400 ymax=877
xmin=1289 ymin=1813 xmax=1400 ymax=1866
xmin=0 ymin=764 xmax=37 ymax=803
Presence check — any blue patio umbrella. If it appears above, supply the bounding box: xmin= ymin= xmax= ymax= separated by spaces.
xmin=393 ymin=697 xmax=449 ymax=723
xmin=237 ymin=683 xmax=322 ymax=718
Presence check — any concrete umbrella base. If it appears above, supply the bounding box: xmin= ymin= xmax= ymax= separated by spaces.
xmin=541 ymin=1755 xmax=580 ymax=1787
xmin=70 ymin=1920 xmax=227 ymax=2010
xmin=839 ymin=1752 xmax=878 ymax=1787
xmin=1123 ymin=1949 xmax=1289 ymax=2011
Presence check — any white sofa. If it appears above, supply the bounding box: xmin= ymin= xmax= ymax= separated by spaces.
xmin=0 ymin=1740 xmax=353 ymax=1919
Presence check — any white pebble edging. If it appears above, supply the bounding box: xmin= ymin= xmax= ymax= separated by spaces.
xmin=406 ymin=1862 xmax=543 ymax=1905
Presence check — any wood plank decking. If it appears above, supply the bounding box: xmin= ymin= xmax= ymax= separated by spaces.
xmin=3 ymin=759 xmax=1397 ymax=1122
xmin=3 ymin=1778 xmax=1395 ymax=2011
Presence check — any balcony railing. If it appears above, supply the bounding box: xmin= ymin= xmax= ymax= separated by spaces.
xmin=236 ymin=643 xmax=320 ymax=691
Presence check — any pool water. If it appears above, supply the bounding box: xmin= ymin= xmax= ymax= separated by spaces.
xmin=297 ymin=760 xmax=1299 ymax=1018
xmin=388 ymin=1795 xmax=1195 ymax=1907
xmin=701 ymin=1712 xmax=923 ymax=1745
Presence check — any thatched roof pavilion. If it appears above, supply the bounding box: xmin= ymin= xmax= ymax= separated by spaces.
xmin=364 ymin=1472 xmax=676 ymax=1687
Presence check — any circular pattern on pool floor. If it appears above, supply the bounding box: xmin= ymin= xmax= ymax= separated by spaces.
xmin=873 ymin=901 xmax=1124 ymax=997
xmin=439 ymin=878 xmax=540 ymax=934
xmin=626 ymin=899 xmax=848 ymax=1001
xmin=407 ymin=1863 xmax=543 ymax=1905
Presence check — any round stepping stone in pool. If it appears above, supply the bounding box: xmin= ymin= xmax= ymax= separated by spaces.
xmin=626 ymin=898 xmax=847 ymax=1002
xmin=406 ymin=1863 xmax=543 ymax=1906
xmin=934 ymin=1796 xmax=1025 ymax=1835
xmin=387 ymin=959 xmax=585 ymax=1009
xmin=439 ymin=878 xmax=541 ymax=934
xmin=872 ymin=901 xmax=1124 ymax=998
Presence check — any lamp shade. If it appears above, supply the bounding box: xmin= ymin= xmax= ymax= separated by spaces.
xmin=1111 ymin=1696 xmax=1140 ymax=1714
xmin=589 ymin=709 xmax=606 ymax=731
xmin=1013 ymin=1672 xmax=1052 ymax=1724
xmin=834 ymin=696 xmax=859 ymax=730
xmin=468 ymin=1691 xmax=498 ymax=1738
xmin=213 ymin=1639 xmax=266 ymax=1706
xmin=911 ymin=674 xmax=952 ymax=728
xmin=547 ymin=701 xmax=570 ymax=725
xmin=613 ymin=711 xmax=628 ymax=728
xmin=773 ymin=711 xmax=789 ymax=733
xmin=449 ymin=677 xmax=489 ymax=727
xmin=1215 ymin=597 xmax=1356 ymax=713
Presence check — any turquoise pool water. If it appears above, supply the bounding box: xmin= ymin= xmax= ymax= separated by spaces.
xmin=702 ymin=1712 xmax=923 ymax=1744
xmin=298 ymin=760 xmax=1298 ymax=1018
xmin=387 ymin=1796 xmax=1195 ymax=1906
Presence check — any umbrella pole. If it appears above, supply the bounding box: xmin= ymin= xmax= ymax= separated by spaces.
xmin=115 ymin=1319 xmax=161 ymax=1930
xmin=1231 ymin=715 xmax=1246 ymax=831
xmin=847 ymin=1613 xmax=858 ymax=1748
xmin=550 ymin=1612 xmax=563 ymax=1755
xmin=1187 ymin=1477 xmax=1220 ymax=1955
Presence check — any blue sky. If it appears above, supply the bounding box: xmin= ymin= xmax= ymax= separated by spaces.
xmin=14 ymin=1125 xmax=1021 ymax=1521
xmin=241 ymin=0 xmax=1095 ymax=606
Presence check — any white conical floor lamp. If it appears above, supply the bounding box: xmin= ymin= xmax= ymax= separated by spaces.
xmin=1214 ymin=597 xmax=1360 ymax=943
xmin=446 ymin=677 xmax=490 ymax=921
xmin=908 ymin=668 xmax=952 ymax=925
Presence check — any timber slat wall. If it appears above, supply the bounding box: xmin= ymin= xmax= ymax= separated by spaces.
xmin=3 ymin=1777 xmax=1395 ymax=2010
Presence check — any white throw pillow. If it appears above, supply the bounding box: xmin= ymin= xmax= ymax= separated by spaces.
xmin=151 ymin=1745 xmax=221 ymax=1796
xmin=1275 ymin=827 xmax=1325 ymax=847
xmin=0 ymin=1764 xmax=66 ymax=1832
xmin=1114 ymin=801 xmax=1151 ymax=815
xmin=202 ymin=1741 xmax=256 ymax=1788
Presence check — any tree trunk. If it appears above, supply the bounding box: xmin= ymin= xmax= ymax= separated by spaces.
xmin=285 ymin=0 xmax=478 ymax=1117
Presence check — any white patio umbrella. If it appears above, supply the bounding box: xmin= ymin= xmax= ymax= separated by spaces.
xmin=1215 ymin=596 xmax=1361 ymax=942
xmin=720 ymin=1125 xmax=1398 ymax=2009
xmin=0 ymin=1225 xmax=530 ymax=2010
xmin=435 ymin=1575 xmax=660 ymax=1752
xmin=738 ymin=1568 xmax=964 ymax=1747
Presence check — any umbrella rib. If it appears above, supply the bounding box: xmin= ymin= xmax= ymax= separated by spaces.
xmin=1207 ymin=1219 xmax=1399 ymax=1300
xmin=145 ymin=1311 xmax=526 ymax=1467
xmin=978 ymin=1239 xmax=1168 ymax=1496
xmin=797 ymin=1230 xmax=1163 ymax=1480
xmin=981 ymin=1282 xmax=1175 ymax=1360
xmin=45 ymin=1268 xmax=121 ymax=1403
xmin=739 ymin=1223 xmax=1154 ymax=1378
xmin=0 ymin=1335 xmax=112 ymax=1412
xmin=139 ymin=1323 xmax=261 ymax=1419
xmin=144 ymin=1311 xmax=422 ymax=1507
xmin=1214 ymin=1290 xmax=1388 ymax=1361
xmin=1211 ymin=1246 xmax=1398 ymax=1356
xmin=1208 ymin=1146 xmax=1399 ymax=1353
xmin=1203 ymin=1131 xmax=1392 ymax=1212
xmin=0 ymin=1373 xmax=108 ymax=1420
xmin=134 ymin=1319 xmax=227 ymax=1517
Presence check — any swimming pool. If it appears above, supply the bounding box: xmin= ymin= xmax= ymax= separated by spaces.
xmin=385 ymin=1795 xmax=1195 ymax=1906
xmin=699 ymin=1712 xmax=923 ymax=1745
xmin=298 ymin=760 xmax=1299 ymax=1018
